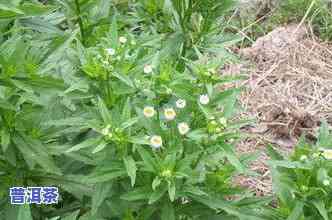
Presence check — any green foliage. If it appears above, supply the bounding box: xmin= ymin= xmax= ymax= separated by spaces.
xmin=270 ymin=0 xmax=332 ymax=40
xmin=229 ymin=0 xmax=332 ymax=47
xmin=268 ymin=121 xmax=332 ymax=219
xmin=0 ymin=0 xmax=271 ymax=220
xmin=127 ymin=0 xmax=239 ymax=69
xmin=1 ymin=0 xmax=331 ymax=219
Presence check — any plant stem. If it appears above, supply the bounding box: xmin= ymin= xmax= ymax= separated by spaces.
xmin=74 ymin=0 xmax=86 ymax=46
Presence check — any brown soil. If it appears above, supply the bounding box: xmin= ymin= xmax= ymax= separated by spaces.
xmin=228 ymin=23 xmax=332 ymax=195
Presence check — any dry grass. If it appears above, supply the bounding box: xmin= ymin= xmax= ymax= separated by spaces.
xmin=227 ymin=23 xmax=332 ymax=195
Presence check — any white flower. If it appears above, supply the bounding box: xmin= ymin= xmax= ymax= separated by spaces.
xmin=164 ymin=108 xmax=176 ymax=120
xmin=144 ymin=64 xmax=153 ymax=74
xmin=322 ymin=149 xmax=332 ymax=159
xmin=176 ymin=99 xmax=186 ymax=109
xmin=150 ymin=135 xmax=162 ymax=148
xmin=119 ymin=36 xmax=127 ymax=44
xmin=105 ymin=48 xmax=115 ymax=56
xmin=323 ymin=179 xmax=330 ymax=186
xmin=199 ymin=94 xmax=210 ymax=105
xmin=178 ymin=122 xmax=190 ymax=135
xmin=143 ymin=106 xmax=155 ymax=118
xmin=300 ymin=155 xmax=307 ymax=161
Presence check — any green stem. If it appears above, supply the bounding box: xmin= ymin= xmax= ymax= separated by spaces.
xmin=74 ymin=0 xmax=86 ymax=46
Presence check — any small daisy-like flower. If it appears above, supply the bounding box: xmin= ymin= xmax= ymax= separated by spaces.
xmin=300 ymin=155 xmax=307 ymax=161
xmin=150 ymin=135 xmax=162 ymax=148
xmin=176 ymin=99 xmax=186 ymax=109
xmin=119 ymin=36 xmax=127 ymax=44
xmin=199 ymin=94 xmax=210 ymax=105
xmin=105 ymin=48 xmax=115 ymax=56
xmin=323 ymin=179 xmax=330 ymax=186
xmin=144 ymin=64 xmax=153 ymax=74
xmin=178 ymin=122 xmax=190 ymax=135
xmin=164 ymin=108 xmax=176 ymax=120
xmin=322 ymin=149 xmax=332 ymax=159
xmin=143 ymin=106 xmax=155 ymax=118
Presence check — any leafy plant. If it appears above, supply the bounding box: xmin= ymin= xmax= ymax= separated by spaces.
xmin=268 ymin=121 xmax=332 ymax=220
xmin=269 ymin=0 xmax=332 ymax=40
xmin=0 ymin=0 xmax=271 ymax=220
xmin=126 ymin=0 xmax=238 ymax=69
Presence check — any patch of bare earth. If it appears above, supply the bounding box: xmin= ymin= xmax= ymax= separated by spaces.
xmin=229 ymin=24 xmax=332 ymax=195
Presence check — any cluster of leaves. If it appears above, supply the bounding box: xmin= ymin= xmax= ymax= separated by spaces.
xmin=1 ymin=0 xmax=331 ymax=220
xmin=0 ymin=0 xmax=275 ymax=220
xmin=268 ymin=122 xmax=332 ymax=219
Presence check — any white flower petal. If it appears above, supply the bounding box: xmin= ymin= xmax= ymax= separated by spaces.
xmin=144 ymin=64 xmax=153 ymax=74
xmin=150 ymin=135 xmax=162 ymax=148
xmin=164 ymin=108 xmax=176 ymax=120
xmin=143 ymin=106 xmax=155 ymax=118
xmin=119 ymin=36 xmax=127 ymax=44
xmin=178 ymin=122 xmax=190 ymax=135
xmin=176 ymin=99 xmax=186 ymax=109
xmin=199 ymin=94 xmax=210 ymax=105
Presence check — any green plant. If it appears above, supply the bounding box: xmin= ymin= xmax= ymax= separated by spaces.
xmin=270 ymin=0 xmax=332 ymax=40
xmin=268 ymin=121 xmax=332 ymax=219
xmin=127 ymin=0 xmax=239 ymax=69
xmin=0 ymin=1 xmax=274 ymax=220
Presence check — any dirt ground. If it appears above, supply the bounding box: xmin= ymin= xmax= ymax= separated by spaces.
xmin=228 ymin=23 xmax=332 ymax=195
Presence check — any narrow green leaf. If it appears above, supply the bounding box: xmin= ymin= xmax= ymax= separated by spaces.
xmin=168 ymin=181 xmax=176 ymax=202
xmin=286 ymin=201 xmax=304 ymax=220
xmin=97 ymin=97 xmax=112 ymax=123
xmin=137 ymin=146 xmax=158 ymax=172
xmin=61 ymin=210 xmax=80 ymax=220
xmin=85 ymin=170 xmax=127 ymax=184
xmin=266 ymin=144 xmax=284 ymax=160
xmin=161 ymin=202 xmax=175 ymax=220
xmin=123 ymin=156 xmax=137 ymax=187
xmin=149 ymin=185 xmax=167 ymax=204
xmin=17 ymin=204 xmax=33 ymax=220
xmin=91 ymin=183 xmax=112 ymax=215
xmin=66 ymin=137 xmax=102 ymax=153
xmin=313 ymin=200 xmax=329 ymax=220
xmin=120 ymin=186 xmax=151 ymax=201
xmin=1 ymin=128 xmax=10 ymax=152
xmin=92 ymin=140 xmax=108 ymax=154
